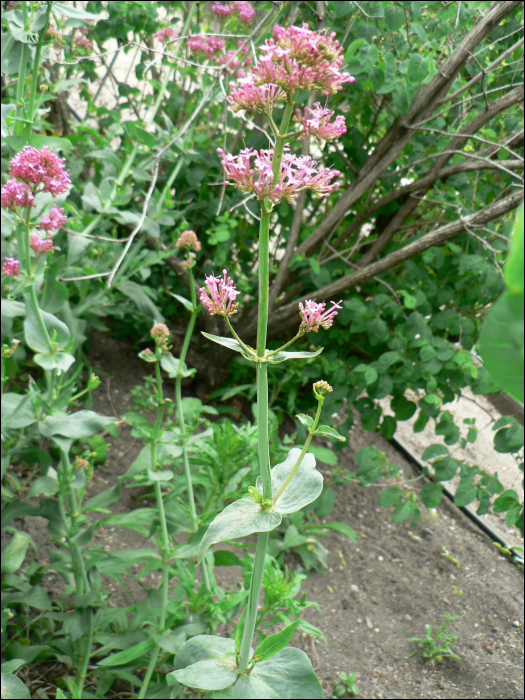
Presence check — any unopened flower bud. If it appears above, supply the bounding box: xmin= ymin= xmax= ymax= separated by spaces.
xmin=175 ymin=230 xmax=201 ymax=252
xmin=74 ymin=457 xmax=90 ymax=471
xmin=313 ymin=380 xmax=333 ymax=399
xmin=139 ymin=347 xmax=157 ymax=363
xmin=151 ymin=323 xmax=170 ymax=346
xmin=2 ymin=339 xmax=20 ymax=358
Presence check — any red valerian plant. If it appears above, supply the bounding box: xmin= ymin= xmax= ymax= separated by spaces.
xmin=171 ymin=22 xmax=353 ymax=699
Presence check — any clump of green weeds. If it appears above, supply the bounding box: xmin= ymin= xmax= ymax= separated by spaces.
xmin=333 ymin=671 xmax=360 ymax=697
xmin=408 ymin=613 xmax=461 ymax=665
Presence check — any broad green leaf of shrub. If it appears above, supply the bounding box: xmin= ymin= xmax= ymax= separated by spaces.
xmin=477 ymin=206 xmax=524 ymax=404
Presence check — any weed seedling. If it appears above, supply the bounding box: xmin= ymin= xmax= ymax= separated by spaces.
xmin=408 ymin=613 xmax=461 ymax=665
xmin=333 ymin=671 xmax=360 ymax=697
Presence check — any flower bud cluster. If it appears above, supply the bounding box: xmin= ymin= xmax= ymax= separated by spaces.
xmin=212 ymin=2 xmax=255 ymax=23
xmin=30 ymin=232 xmax=54 ymax=255
xmin=313 ymin=380 xmax=333 ymax=399
xmin=151 ymin=323 xmax=171 ymax=347
xmin=175 ymin=230 xmax=201 ymax=269
xmin=156 ymin=28 xmax=179 ymax=44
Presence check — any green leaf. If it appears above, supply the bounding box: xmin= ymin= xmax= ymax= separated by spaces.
xmin=454 ymin=479 xmax=477 ymax=507
xmin=98 ymin=639 xmax=155 ymax=667
xmin=267 ymin=348 xmax=324 ymax=364
xmin=213 ymin=551 xmax=242 ymax=567
xmin=393 ymin=81 xmax=415 ymax=116
xmin=422 ymin=444 xmax=449 ymax=461
xmin=1 ymin=532 xmax=31 ymax=574
xmin=493 ymin=489 xmax=519 ymax=513
xmin=122 ymin=121 xmax=157 ymax=149
xmin=172 ymin=636 xmax=237 ymax=689
xmin=380 ymin=415 xmax=397 ymax=440
xmin=494 ymin=425 xmax=524 ymax=454
xmin=39 ymin=410 xmax=115 ymax=439
xmin=1 ymin=393 xmax=36 ymax=429
xmin=392 ymin=396 xmax=417 ymax=421
xmin=433 ymin=457 xmax=459 ymax=482
xmin=384 ymin=5 xmax=405 ymax=31
xmin=407 ymin=54 xmax=430 ymax=84
xmin=296 ymin=413 xmax=314 ymax=430
xmin=315 ymin=425 xmax=346 ymax=442
xmin=198 ymin=495 xmax=281 ymax=561
xmin=410 ymin=21 xmax=429 ymax=44
xmin=52 ymin=2 xmax=101 ymax=20
xmin=378 ymin=487 xmax=403 ymax=507
xmin=367 ymin=317 xmax=389 ymax=346
xmin=260 ymin=448 xmax=323 ymax=514
xmin=359 ymin=43 xmax=378 ymax=72
xmin=160 ymin=354 xmax=196 ymax=379
xmin=232 ymin=647 xmax=323 ymax=699
xmin=168 ymin=292 xmax=194 ymax=312
xmin=392 ymin=500 xmax=412 ymax=523
xmin=24 ymin=298 xmax=71 ymax=353
xmin=202 ymin=332 xmax=255 ymax=360
xmin=82 ymin=482 xmax=121 ymax=513
xmin=308 ymin=445 xmax=338 ymax=465
xmin=309 ymin=487 xmax=336 ymax=517
xmin=147 ymin=468 xmax=173 ymax=482
xmin=27 ymin=476 xmax=59 ymax=498
xmin=118 ymin=280 xmax=164 ymax=322
xmin=419 ymin=482 xmax=443 ymax=508
xmin=1 ymin=300 xmax=25 ymax=318
xmin=1 ymin=673 xmax=31 ymax=699
xmin=33 ymin=351 xmax=75 ymax=373
xmin=346 ymin=39 xmax=367 ymax=59
xmin=316 ymin=521 xmax=358 ymax=542
xmin=254 ymin=620 xmax=301 ymax=663
xmin=504 ymin=206 xmax=524 ymax=294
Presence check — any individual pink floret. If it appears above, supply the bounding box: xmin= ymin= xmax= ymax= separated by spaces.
xmin=217 ymin=146 xmax=341 ymax=204
xmin=199 ymin=270 xmax=241 ymax=317
xmin=212 ymin=2 xmax=235 ymax=18
xmin=2 ymin=257 xmax=20 ymax=276
xmin=227 ymin=78 xmax=286 ymax=114
xmin=234 ymin=1 xmax=255 ymax=22
xmin=9 ymin=145 xmax=71 ymax=196
xmin=39 ymin=205 xmax=67 ymax=231
xmin=294 ymin=102 xmax=346 ymax=142
xmin=1 ymin=179 xmax=35 ymax=210
xmin=30 ymin=231 xmax=54 ymax=254
xmin=298 ymin=299 xmax=343 ymax=332
xmin=156 ymin=28 xmax=179 ymax=43
xmin=175 ymin=230 xmax=201 ymax=251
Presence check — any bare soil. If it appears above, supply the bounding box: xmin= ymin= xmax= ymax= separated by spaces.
xmin=10 ymin=331 xmax=524 ymax=699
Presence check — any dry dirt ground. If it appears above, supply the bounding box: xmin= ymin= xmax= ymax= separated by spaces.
xmin=11 ymin=331 xmax=524 ymax=699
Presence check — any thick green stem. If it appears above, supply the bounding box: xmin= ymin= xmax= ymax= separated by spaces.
xmin=238 ymin=95 xmax=297 ymax=671
xmin=138 ymin=644 xmax=162 ymax=700
xmin=76 ymin=609 xmax=94 ymax=695
xmin=239 ymin=532 xmax=269 ymax=670
xmin=24 ymin=1 xmax=52 ymax=139
xmin=14 ymin=2 xmax=29 ymax=136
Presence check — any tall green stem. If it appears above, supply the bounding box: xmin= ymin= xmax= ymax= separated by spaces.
xmin=14 ymin=2 xmax=29 ymax=136
xmin=238 ymin=98 xmax=296 ymax=671
xmin=24 ymin=1 xmax=52 ymax=139
xmin=176 ymin=269 xmax=210 ymax=591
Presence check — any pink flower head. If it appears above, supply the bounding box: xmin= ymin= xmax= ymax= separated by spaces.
xmin=175 ymin=230 xmax=201 ymax=251
xmin=1 ymin=179 xmax=35 ymax=210
xmin=234 ymin=1 xmax=255 ymax=22
xmin=294 ymin=102 xmax=346 ymax=142
xmin=30 ymin=231 xmax=54 ymax=254
xmin=227 ymin=78 xmax=286 ymax=114
xmin=39 ymin=205 xmax=67 ymax=232
xmin=2 ymin=257 xmax=20 ymax=276
xmin=188 ymin=36 xmax=205 ymax=53
xmin=298 ymin=299 xmax=343 ymax=332
xmin=156 ymin=28 xmax=179 ymax=43
xmin=79 ymin=26 xmax=89 ymax=36
xmin=217 ymin=146 xmax=341 ymax=204
xmin=199 ymin=269 xmax=241 ymax=317
xmin=46 ymin=27 xmax=64 ymax=49
xmin=253 ymin=23 xmax=355 ymax=95
xmin=215 ymin=49 xmax=241 ymax=70
xmin=204 ymin=36 xmax=226 ymax=58
xmin=212 ymin=2 xmax=234 ymax=18
xmin=9 ymin=145 xmax=71 ymax=196
xmin=74 ymin=33 xmax=93 ymax=53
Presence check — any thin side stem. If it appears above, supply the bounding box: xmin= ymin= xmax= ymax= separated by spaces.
xmin=24 ymin=1 xmax=52 ymax=139
xmin=239 ymin=532 xmax=269 ymax=669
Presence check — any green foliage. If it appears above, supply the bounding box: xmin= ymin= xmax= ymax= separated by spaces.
xmin=333 ymin=671 xmax=360 ymax=697
xmin=408 ymin=614 xmax=461 ymax=666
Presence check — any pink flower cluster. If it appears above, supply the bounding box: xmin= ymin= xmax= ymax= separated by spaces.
xmin=1 ymin=180 xmax=35 ymax=210
xmin=156 ymin=28 xmax=179 ymax=43
xmin=227 ymin=78 xmax=286 ymax=114
xmin=217 ymin=146 xmax=341 ymax=204
xmin=188 ymin=35 xmax=226 ymax=59
xmin=74 ymin=33 xmax=93 ymax=53
xmin=30 ymin=231 xmax=54 ymax=255
xmin=8 ymin=145 xmax=71 ymax=196
xmin=200 ymin=270 xmax=241 ymax=318
xmin=251 ymin=23 xmax=355 ymax=95
xmin=298 ymin=299 xmax=343 ymax=333
xmin=39 ymin=205 xmax=67 ymax=232
xmin=2 ymin=257 xmax=20 ymax=277
xmin=294 ymin=103 xmax=347 ymax=142
xmin=212 ymin=1 xmax=254 ymax=22
xmin=46 ymin=27 xmax=64 ymax=49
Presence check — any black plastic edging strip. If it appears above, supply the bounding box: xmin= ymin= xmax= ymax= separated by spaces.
xmin=390 ymin=435 xmax=524 ymax=567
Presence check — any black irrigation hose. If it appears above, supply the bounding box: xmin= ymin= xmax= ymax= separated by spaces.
xmin=389 ymin=435 xmax=524 ymax=568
